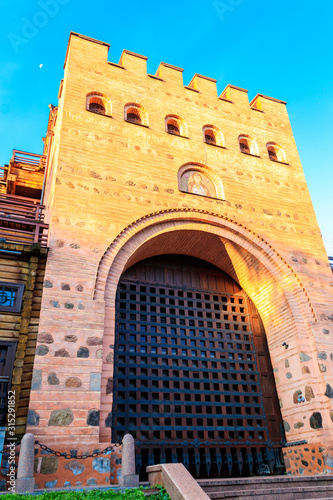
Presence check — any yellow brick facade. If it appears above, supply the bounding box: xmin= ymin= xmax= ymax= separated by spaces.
xmin=27 ymin=33 xmax=333 ymax=485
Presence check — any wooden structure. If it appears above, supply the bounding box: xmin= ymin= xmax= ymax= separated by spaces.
xmin=0 ymin=150 xmax=45 ymax=200
xmin=0 ymin=194 xmax=48 ymax=247
xmin=0 ymin=152 xmax=48 ymax=436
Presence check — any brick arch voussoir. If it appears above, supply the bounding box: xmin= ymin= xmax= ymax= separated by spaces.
xmin=94 ymin=209 xmax=316 ymax=323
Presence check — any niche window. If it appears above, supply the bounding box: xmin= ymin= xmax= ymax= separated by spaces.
xmin=86 ymin=93 xmax=109 ymax=115
xmin=165 ymin=115 xmax=188 ymax=137
xmin=203 ymin=125 xmax=225 ymax=147
xmin=0 ymin=282 xmax=24 ymax=313
xmin=205 ymin=130 xmax=216 ymax=145
xmin=89 ymin=101 xmax=105 ymax=114
xmin=238 ymin=135 xmax=259 ymax=156
xmin=266 ymin=143 xmax=287 ymax=163
xmin=168 ymin=122 xmax=180 ymax=135
xmin=239 ymin=137 xmax=250 ymax=154
xmin=124 ymin=104 xmax=148 ymax=126
xmin=127 ymin=111 xmax=141 ymax=124
xmin=268 ymin=146 xmax=277 ymax=161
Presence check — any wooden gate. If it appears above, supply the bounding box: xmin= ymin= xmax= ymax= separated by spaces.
xmin=111 ymin=255 xmax=285 ymax=479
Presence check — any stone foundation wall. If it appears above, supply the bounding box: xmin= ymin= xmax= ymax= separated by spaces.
xmin=0 ymin=442 xmax=122 ymax=491
xmin=283 ymin=441 xmax=333 ymax=475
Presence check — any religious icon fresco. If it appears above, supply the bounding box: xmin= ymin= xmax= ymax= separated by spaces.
xmin=179 ymin=170 xmax=216 ymax=198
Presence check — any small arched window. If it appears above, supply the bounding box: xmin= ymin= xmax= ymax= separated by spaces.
xmin=239 ymin=135 xmax=259 ymax=156
xmin=266 ymin=143 xmax=287 ymax=163
xmin=239 ymin=137 xmax=250 ymax=154
xmin=203 ymin=125 xmax=225 ymax=147
xmin=168 ymin=122 xmax=180 ymax=135
xmin=86 ymin=93 xmax=108 ymax=115
xmin=127 ymin=110 xmax=141 ymax=124
xmin=90 ymin=101 xmax=105 ymax=114
xmin=267 ymin=145 xmax=277 ymax=161
xmin=124 ymin=103 xmax=148 ymax=126
xmin=165 ymin=115 xmax=188 ymax=137
xmin=205 ymin=130 xmax=216 ymax=145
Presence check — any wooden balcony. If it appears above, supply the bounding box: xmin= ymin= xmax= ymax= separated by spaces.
xmin=1 ymin=150 xmax=46 ymax=199
xmin=12 ymin=150 xmax=46 ymax=168
xmin=0 ymin=194 xmax=48 ymax=247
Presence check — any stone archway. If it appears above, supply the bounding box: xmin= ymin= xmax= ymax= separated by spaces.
xmin=94 ymin=209 xmax=331 ymax=453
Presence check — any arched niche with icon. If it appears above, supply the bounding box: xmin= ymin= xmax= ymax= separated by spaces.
xmin=179 ymin=168 xmax=218 ymax=199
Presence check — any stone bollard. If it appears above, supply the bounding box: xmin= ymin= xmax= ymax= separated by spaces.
xmin=16 ymin=433 xmax=35 ymax=493
xmin=118 ymin=434 xmax=139 ymax=487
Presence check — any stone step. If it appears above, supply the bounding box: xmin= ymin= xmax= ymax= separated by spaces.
xmin=205 ymin=485 xmax=333 ymax=500
xmin=198 ymin=475 xmax=333 ymax=493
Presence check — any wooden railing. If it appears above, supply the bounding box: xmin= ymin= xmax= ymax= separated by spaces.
xmin=0 ymin=194 xmax=48 ymax=247
xmin=12 ymin=150 xmax=46 ymax=169
xmin=0 ymin=167 xmax=6 ymax=182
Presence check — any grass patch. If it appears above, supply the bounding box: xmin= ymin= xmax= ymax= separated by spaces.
xmin=7 ymin=486 xmax=170 ymax=500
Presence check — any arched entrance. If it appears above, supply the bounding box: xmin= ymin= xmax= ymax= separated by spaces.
xmin=96 ymin=210 xmax=330 ymax=477
xmin=111 ymin=255 xmax=285 ymax=479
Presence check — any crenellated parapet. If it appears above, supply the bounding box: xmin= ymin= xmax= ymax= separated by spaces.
xmin=64 ymin=32 xmax=288 ymax=115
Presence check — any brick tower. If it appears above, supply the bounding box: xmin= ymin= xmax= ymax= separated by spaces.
xmin=24 ymin=32 xmax=333 ymax=487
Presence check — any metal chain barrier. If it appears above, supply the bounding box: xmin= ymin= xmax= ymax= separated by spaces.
xmin=34 ymin=440 xmax=121 ymax=460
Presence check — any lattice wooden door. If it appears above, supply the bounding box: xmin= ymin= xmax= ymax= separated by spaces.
xmin=111 ymin=256 xmax=285 ymax=479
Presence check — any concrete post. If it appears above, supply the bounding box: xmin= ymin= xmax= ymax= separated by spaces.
xmin=16 ymin=433 xmax=35 ymax=493
xmin=118 ymin=434 xmax=139 ymax=487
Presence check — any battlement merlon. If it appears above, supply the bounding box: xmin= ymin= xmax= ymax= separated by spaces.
xmin=220 ymin=85 xmax=249 ymax=106
xmin=250 ymin=94 xmax=288 ymax=113
xmin=119 ymin=50 xmax=148 ymax=75
xmin=64 ymin=32 xmax=110 ymax=69
xmin=187 ymin=74 xmax=218 ymax=98
xmin=63 ymin=32 xmax=289 ymax=113
xmin=156 ymin=62 xmax=184 ymax=86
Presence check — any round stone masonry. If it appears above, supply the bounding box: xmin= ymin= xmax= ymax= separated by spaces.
xmin=48 ymin=409 xmax=74 ymax=426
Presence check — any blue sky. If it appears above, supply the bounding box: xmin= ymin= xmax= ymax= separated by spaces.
xmin=1 ymin=0 xmax=332 ymax=255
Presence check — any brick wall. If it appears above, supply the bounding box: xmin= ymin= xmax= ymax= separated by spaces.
xmin=26 ymin=32 xmax=333 ymax=486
